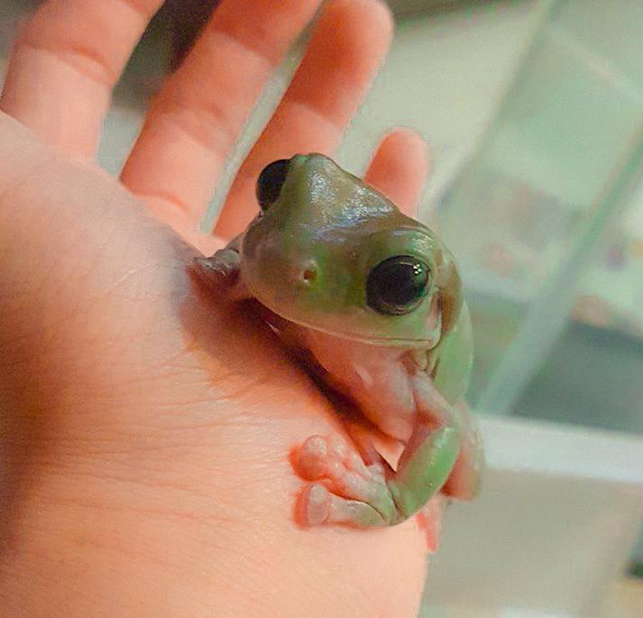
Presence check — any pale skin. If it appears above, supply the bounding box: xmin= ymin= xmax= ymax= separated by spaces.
xmin=0 ymin=1 xmax=462 ymax=617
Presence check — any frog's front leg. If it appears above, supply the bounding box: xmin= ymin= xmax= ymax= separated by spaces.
xmin=191 ymin=235 xmax=250 ymax=301
xmin=295 ymin=379 xmax=463 ymax=528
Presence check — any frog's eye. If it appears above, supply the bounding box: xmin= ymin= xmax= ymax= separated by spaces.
xmin=366 ymin=256 xmax=430 ymax=316
xmin=257 ymin=159 xmax=290 ymax=211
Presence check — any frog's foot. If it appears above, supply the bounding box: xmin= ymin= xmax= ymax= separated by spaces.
xmin=295 ymin=434 xmax=398 ymax=528
xmin=295 ymin=418 xmax=461 ymax=529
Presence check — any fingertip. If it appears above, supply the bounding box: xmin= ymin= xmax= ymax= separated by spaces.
xmin=350 ymin=0 xmax=394 ymax=72
xmin=381 ymin=128 xmax=431 ymax=175
xmin=289 ymin=0 xmax=394 ymax=121
xmin=363 ymin=0 xmax=395 ymax=48
xmin=364 ymin=128 xmax=431 ymax=217
xmin=329 ymin=0 xmax=394 ymax=46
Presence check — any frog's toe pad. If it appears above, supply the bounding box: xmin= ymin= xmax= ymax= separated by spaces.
xmin=295 ymin=433 xmax=396 ymax=528
xmin=300 ymin=484 xmax=332 ymax=526
xmin=296 ymin=433 xmax=374 ymax=483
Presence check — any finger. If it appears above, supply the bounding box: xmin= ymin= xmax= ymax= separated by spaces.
xmin=0 ymin=0 xmax=163 ymax=159
xmin=363 ymin=128 xmax=430 ymax=218
xmin=120 ymin=0 xmax=323 ymax=240
xmin=215 ymin=0 xmax=393 ymax=239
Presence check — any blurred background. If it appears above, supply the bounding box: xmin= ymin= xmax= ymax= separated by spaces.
xmin=1 ymin=1 xmax=642 ymax=616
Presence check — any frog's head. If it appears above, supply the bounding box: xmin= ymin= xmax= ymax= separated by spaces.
xmin=240 ymin=154 xmax=463 ymax=347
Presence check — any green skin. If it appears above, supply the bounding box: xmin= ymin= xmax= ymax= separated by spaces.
xmin=195 ymin=154 xmax=483 ymax=529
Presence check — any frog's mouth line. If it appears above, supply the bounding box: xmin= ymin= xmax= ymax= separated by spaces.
xmin=251 ymin=298 xmax=441 ymax=349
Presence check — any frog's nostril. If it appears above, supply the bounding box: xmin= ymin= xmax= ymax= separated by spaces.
xmin=293 ymin=258 xmax=319 ymax=286
xmin=302 ymin=268 xmax=317 ymax=283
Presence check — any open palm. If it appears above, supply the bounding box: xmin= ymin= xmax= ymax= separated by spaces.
xmin=0 ymin=1 xmax=434 ymax=617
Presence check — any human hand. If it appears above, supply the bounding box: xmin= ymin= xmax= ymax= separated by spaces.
xmin=0 ymin=1 xmax=434 ymax=617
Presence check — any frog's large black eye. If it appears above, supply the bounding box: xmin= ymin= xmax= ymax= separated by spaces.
xmin=366 ymin=256 xmax=430 ymax=316
xmin=256 ymin=159 xmax=290 ymax=211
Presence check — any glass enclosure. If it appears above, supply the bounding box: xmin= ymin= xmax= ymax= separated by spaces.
xmin=428 ymin=0 xmax=643 ymax=575
xmin=434 ymin=0 xmax=643 ymax=421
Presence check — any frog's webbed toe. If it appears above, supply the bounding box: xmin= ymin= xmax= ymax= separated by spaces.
xmin=299 ymin=483 xmax=393 ymax=528
xmin=295 ymin=434 xmax=398 ymax=528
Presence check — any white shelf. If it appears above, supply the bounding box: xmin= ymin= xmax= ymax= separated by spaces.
xmin=421 ymin=416 xmax=643 ymax=617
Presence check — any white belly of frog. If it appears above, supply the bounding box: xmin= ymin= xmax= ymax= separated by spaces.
xmin=352 ymin=363 xmax=374 ymax=390
xmin=303 ymin=328 xmax=418 ymax=442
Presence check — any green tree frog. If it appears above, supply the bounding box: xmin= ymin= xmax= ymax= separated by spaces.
xmin=194 ymin=154 xmax=483 ymax=531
